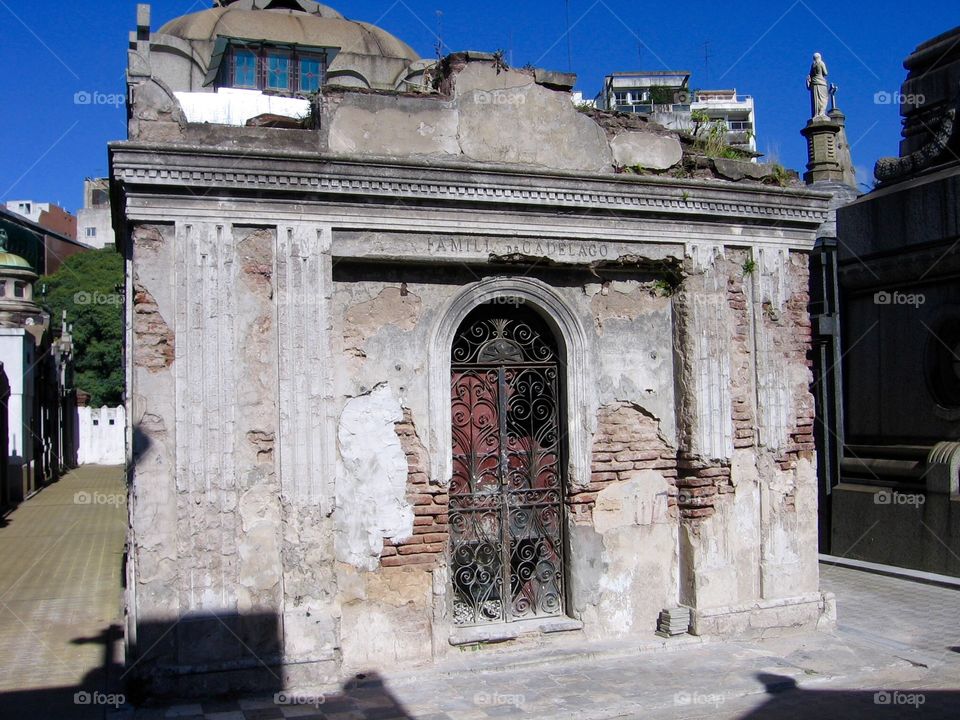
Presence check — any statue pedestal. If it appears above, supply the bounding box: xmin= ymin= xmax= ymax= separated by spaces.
xmin=800 ymin=115 xmax=847 ymax=184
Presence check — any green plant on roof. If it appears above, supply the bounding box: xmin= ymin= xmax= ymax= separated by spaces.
xmin=767 ymin=163 xmax=792 ymax=188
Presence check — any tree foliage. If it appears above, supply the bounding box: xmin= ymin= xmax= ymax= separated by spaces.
xmin=39 ymin=247 xmax=124 ymax=406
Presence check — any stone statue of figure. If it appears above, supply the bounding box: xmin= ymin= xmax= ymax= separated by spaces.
xmin=806 ymin=53 xmax=829 ymax=119
xmin=0 ymin=229 xmax=7 ymax=251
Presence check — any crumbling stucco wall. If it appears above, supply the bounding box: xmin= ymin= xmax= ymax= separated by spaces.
xmin=126 ymin=215 xmax=825 ymax=691
xmin=673 ymin=249 xmax=822 ymax=636
xmin=321 ymin=62 xmax=636 ymax=174
xmin=327 ymin=268 xmax=681 ymax=654
xmin=569 ymin=404 xmax=679 ymax=638
xmin=128 ymin=224 xmax=179 ymax=673
xmin=334 ymin=384 xmax=414 ymax=570
xmin=127 ymin=222 xmax=290 ymax=692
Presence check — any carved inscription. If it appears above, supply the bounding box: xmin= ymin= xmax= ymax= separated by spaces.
xmin=426 ymin=237 xmax=610 ymax=259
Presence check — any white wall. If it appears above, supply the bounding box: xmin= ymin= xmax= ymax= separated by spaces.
xmin=77 ymin=207 xmax=115 ymax=249
xmin=78 ymin=405 xmax=125 ymax=465
xmin=175 ymin=88 xmax=310 ymax=126
xmin=5 ymin=201 xmax=48 ymax=224
xmin=0 ymin=329 xmax=33 ymax=462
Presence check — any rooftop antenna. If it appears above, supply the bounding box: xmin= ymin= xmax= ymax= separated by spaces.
xmin=703 ymin=41 xmax=712 ymax=85
xmin=565 ymin=0 xmax=573 ymax=72
xmin=435 ymin=10 xmax=444 ymax=61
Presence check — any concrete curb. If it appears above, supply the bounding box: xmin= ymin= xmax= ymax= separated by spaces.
xmin=819 ymin=555 xmax=960 ymax=590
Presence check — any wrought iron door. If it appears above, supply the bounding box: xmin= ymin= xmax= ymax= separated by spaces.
xmin=450 ymin=306 xmax=565 ymax=626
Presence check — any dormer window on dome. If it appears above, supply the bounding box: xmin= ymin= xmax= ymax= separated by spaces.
xmin=207 ymin=37 xmax=340 ymax=95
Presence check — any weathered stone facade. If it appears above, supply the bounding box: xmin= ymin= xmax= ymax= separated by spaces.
xmin=114 ymin=0 xmax=835 ymax=698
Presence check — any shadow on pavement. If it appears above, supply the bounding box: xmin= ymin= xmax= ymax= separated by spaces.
xmin=0 ymin=609 xmax=419 ymax=719
xmin=0 ymin=624 xmax=124 ymax=720
xmin=740 ymin=673 xmax=960 ymax=719
xmin=127 ymin=612 xmax=416 ymax=719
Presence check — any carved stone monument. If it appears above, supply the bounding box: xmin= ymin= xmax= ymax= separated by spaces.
xmin=806 ymin=53 xmax=830 ymax=120
xmin=801 ymin=53 xmax=857 ymax=188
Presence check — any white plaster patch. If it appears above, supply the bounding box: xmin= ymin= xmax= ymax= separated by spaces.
xmin=593 ymin=471 xmax=671 ymax=533
xmin=334 ymin=384 xmax=414 ymax=570
xmin=237 ymin=485 xmax=283 ymax=604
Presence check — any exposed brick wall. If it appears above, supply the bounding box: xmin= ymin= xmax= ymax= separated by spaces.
xmin=570 ymin=403 xmax=678 ymax=522
xmin=676 ymin=454 xmax=732 ymax=521
xmin=775 ymin=259 xmax=816 ymax=473
xmin=727 ymin=268 xmax=756 ymax=450
xmin=133 ymin=281 xmax=174 ymax=372
xmin=382 ymin=409 xmax=448 ymax=568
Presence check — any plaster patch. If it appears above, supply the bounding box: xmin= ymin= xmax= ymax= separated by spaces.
xmin=335 ymin=384 xmax=414 ymax=570
xmin=237 ymin=228 xmax=275 ymax=297
xmin=238 ymin=485 xmax=282 ymax=597
xmin=590 ymin=283 xmax=663 ymax=330
xmin=132 ymin=225 xmax=165 ymax=250
xmin=593 ymin=471 xmax=671 ymax=533
xmin=344 ymin=287 xmax=422 ymax=359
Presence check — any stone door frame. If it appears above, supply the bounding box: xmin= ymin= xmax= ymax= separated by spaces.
xmin=428 ymin=277 xmax=594 ymax=492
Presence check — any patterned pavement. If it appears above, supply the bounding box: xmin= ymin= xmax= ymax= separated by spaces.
xmin=0 ymin=465 xmax=127 ymax=719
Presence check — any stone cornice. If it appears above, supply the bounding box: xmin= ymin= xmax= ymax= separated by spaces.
xmin=109 ymin=143 xmax=831 ymax=232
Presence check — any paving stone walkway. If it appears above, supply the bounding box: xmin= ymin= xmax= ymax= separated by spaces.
xmin=0 ymin=465 xmax=127 ymax=719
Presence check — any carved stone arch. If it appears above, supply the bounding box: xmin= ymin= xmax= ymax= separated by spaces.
xmin=428 ymin=277 xmax=594 ymax=490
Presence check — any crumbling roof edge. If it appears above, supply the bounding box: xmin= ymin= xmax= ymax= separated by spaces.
xmin=108 ymin=140 xmax=834 ymax=203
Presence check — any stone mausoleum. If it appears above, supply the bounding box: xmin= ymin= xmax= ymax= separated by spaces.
xmin=824 ymin=26 xmax=960 ymax=574
xmin=113 ymin=0 xmax=835 ymax=696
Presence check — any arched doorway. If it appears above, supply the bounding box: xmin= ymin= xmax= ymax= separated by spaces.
xmin=449 ymin=303 xmax=566 ymax=626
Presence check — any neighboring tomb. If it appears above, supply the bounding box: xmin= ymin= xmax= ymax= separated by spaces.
xmin=827 ymin=26 xmax=960 ymax=575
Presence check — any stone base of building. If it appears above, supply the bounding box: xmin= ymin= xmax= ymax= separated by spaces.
xmin=137 ymin=655 xmax=341 ymax=701
xmin=690 ymin=592 xmax=836 ymax=639
xmin=831 ymin=484 xmax=960 ymax=577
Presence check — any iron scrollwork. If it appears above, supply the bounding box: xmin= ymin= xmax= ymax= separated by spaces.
xmin=450 ymin=307 xmax=565 ymax=626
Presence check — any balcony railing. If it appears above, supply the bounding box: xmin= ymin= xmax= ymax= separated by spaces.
xmin=613 ymin=103 xmax=691 ymax=114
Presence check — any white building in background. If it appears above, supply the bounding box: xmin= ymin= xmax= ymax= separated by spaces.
xmin=76 ymin=179 xmax=116 ymax=249
xmin=5 ymin=200 xmax=53 ymax=225
xmin=691 ymin=89 xmax=757 ymax=154
xmin=570 ymin=91 xmax=595 ymax=108
xmin=595 ymin=71 xmax=758 ymax=155
xmin=78 ymin=405 xmax=125 ymax=465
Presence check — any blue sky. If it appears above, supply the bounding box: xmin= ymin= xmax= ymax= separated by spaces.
xmin=0 ymin=0 xmax=954 ymax=212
